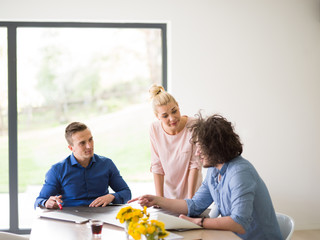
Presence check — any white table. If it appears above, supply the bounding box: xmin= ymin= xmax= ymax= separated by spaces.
xmin=30 ymin=206 xmax=241 ymax=240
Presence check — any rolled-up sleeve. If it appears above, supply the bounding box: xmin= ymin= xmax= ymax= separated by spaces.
xmin=229 ymin=169 xmax=256 ymax=232
xmin=186 ymin=120 xmax=201 ymax=170
xmin=149 ymin=125 xmax=165 ymax=175
xmin=188 ymin=143 xmax=201 ymax=170
xmin=186 ymin=178 xmax=213 ymax=217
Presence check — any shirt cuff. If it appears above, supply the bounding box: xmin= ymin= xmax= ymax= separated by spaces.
xmin=150 ymin=165 xmax=165 ymax=175
xmin=185 ymin=199 xmax=195 ymax=217
xmin=110 ymin=193 xmax=119 ymax=204
xmin=39 ymin=199 xmax=47 ymax=208
xmin=230 ymin=214 xmax=252 ymax=232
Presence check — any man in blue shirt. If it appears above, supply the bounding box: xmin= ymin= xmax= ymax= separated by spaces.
xmin=129 ymin=114 xmax=282 ymax=240
xmin=35 ymin=122 xmax=131 ymax=209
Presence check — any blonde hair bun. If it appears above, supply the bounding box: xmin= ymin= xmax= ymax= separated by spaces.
xmin=148 ymin=84 xmax=178 ymax=115
xmin=149 ymin=84 xmax=165 ymax=100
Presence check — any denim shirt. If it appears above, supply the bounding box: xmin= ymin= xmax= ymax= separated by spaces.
xmin=35 ymin=153 xmax=131 ymax=208
xmin=186 ymin=156 xmax=282 ymax=240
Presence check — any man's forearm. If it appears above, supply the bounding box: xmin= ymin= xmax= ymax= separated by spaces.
xmin=202 ymin=216 xmax=245 ymax=234
xmin=113 ymin=188 xmax=132 ymax=204
xmin=157 ymin=198 xmax=188 ymax=215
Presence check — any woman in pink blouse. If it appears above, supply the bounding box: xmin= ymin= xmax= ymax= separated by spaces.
xmin=149 ymin=84 xmax=202 ymax=199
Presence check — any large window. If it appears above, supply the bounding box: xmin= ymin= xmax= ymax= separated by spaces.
xmin=0 ymin=27 xmax=9 ymax=230
xmin=0 ymin=22 xmax=167 ymax=233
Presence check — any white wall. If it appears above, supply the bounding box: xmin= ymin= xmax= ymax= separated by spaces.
xmin=1 ymin=0 xmax=320 ymax=230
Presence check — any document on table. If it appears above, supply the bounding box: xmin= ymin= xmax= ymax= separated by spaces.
xmin=150 ymin=211 xmax=202 ymax=230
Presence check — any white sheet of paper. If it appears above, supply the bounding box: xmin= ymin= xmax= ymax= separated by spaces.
xmin=151 ymin=212 xmax=202 ymax=230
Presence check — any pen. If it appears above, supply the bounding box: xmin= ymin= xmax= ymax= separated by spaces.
xmin=56 ymin=199 xmax=63 ymax=210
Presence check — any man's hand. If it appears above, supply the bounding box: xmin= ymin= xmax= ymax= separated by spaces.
xmin=179 ymin=214 xmax=202 ymax=226
xmin=45 ymin=195 xmax=63 ymax=209
xmin=129 ymin=195 xmax=188 ymax=215
xmin=89 ymin=194 xmax=115 ymax=207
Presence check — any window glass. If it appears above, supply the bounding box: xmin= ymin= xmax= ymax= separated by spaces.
xmin=0 ymin=27 xmax=9 ymax=229
xmin=17 ymin=27 xmax=162 ymax=228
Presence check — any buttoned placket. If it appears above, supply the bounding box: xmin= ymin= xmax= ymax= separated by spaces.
xmin=213 ymin=171 xmax=221 ymax=210
xmin=84 ymin=161 xmax=94 ymax=201
xmin=213 ymin=163 xmax=228 ymax=212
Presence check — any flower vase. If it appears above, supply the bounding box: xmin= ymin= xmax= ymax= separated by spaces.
xmin=124 ymin=221 xmax=130 ymax=239
xmin=142 ymin=233 xmax=160 ymax=240
xmin=144 ymin=234 xmax=159 ymax=240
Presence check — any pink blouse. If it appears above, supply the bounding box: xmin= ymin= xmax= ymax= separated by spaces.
xmin=150 ymin=117 xmax=202 ymax=199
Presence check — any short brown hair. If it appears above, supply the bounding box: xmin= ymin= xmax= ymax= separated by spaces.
xmin=65 ymin=122 xmax=88 ymax=145
xmin=190 ymin=113 xmax=243 ymax=166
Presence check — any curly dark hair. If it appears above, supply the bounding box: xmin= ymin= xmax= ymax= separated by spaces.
xmin=189 ymin=113 xmax=243 ymax=166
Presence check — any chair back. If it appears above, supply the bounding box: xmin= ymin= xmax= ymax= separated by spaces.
xmin=0 ymin=232 xmax=29 ymax=240
xmin=276 ymin=212 xmax=295 ymax=240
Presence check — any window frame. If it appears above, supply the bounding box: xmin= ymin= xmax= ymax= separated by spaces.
xmin=0 ymin=21 xmax=167 ymax=234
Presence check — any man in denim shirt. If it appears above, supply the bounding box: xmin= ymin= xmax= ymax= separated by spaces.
xmin=129 ymin=114 xmax=282 ymax=240
xmin=35 ymin=122 xmax=131 ymax=209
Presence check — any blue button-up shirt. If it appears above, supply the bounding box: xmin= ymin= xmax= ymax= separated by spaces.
xmin=34 ymin=153 xmax=131 ymax=208
xmin=186 ymin=156 xmax=282 ymax=240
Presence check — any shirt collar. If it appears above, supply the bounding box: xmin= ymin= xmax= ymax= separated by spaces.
xmin=219 ymin=162 xmax=229 ymax=176
xmin=70 ymin=153 xmax=78 ymax=166
xmin=70 ymin=153 xmax=96 ymax=167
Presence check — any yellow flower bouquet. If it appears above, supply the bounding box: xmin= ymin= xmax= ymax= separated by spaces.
xmin=116 ymin=206 xmax=148 ymax=225
xmin=116 ymin=206 xmax=168 ymax=240
xmin=128 ymin=218 xmax=169 ymax=240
